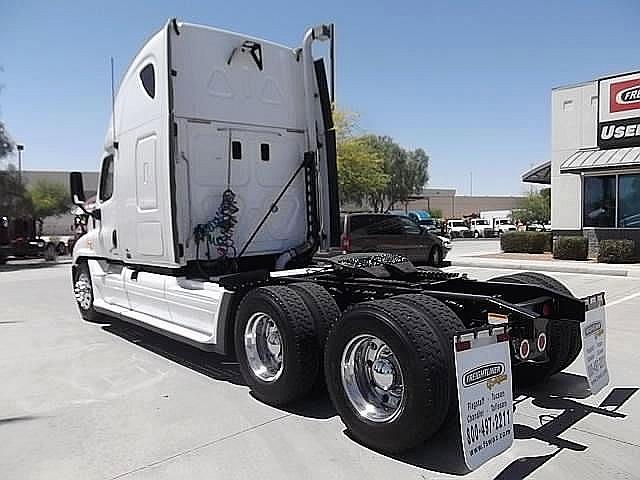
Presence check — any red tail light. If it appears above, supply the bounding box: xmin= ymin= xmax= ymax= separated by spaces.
xmin=537 ymin=332 xmax=547 ymax=352
xmin=341 ymin=233 xmax=351 ymax=252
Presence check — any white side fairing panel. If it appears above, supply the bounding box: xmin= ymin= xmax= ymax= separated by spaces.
xmin=170 ymin=23 xmax=309 ymax=261
xmin=90 ymin=258 xmax=231 ymax=349
xmin=88 ymin=259 xmax=128 ymax=309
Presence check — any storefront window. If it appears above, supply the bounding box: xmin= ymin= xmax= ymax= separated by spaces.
xmin=618 ymin=174 xmax=640 ymax=227
xmin=583 ymin=176 xmax=616 ymax=227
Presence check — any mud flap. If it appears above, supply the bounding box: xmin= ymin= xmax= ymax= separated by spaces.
xmin=454 ymin=326 xmax=514 ymax=470
xmin=582 ymin=293 xmax=609 ymax=395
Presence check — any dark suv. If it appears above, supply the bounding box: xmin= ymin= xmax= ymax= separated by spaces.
xmin=340 ymin=213 xmax=451 ymax=266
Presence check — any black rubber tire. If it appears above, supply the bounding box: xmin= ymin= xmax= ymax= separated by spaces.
xmin=325 ymin=298 xmax=450 ymax=453
xmin=234 ymin=286 xmax=320 ymax=406
xmin=489 ymin=272 xmax=582 ymax=385
xmin=72 ymin=262 xmax=100 ymax=322
xmin=506 ymin=272 xmax=582 ymax=373
xmin=290 ymin=282 xmax=341 ymax=390
xmin=392 ymin=294 xmax=465 ymax=416
xmin=428 ymin=246 xmax=442 ymax=267
xmin=289 ymin=282 xmax=340 ymax=348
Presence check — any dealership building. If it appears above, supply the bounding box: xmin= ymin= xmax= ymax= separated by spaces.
xmin=524 ymin=70 xmax=640 ymax=257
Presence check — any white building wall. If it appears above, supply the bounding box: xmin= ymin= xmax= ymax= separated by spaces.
xmin=551 ymin=82 xmax=598 ymax=229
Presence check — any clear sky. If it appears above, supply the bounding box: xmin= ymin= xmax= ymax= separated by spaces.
xmin=0 ymin=0 xmax=638 ymax=195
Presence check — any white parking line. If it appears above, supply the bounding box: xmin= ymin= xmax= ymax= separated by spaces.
xmin=606 ymin=291 xmax=640 ymax=308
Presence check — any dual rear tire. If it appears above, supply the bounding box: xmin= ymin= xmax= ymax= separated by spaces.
xmin=234 ymin=283 xmax=340 ymax=405
xmin=324 ymin=298 xmax=457 ymax=453
xmin=234 ymin=284 xmax=461 ymax=453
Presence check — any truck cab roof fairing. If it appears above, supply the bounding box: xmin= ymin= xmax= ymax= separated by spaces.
xmin=169 ymin=23 xmax=322 ymax=265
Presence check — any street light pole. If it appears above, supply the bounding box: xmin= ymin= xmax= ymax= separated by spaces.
xmin=16 ymin=144 xmax=24 ymax=183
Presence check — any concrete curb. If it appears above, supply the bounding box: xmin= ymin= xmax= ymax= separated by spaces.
xmin=449 ymin=257 xmax=629 ymax=277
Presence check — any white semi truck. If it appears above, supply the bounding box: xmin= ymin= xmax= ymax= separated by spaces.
xmin=69 ymin=20 xmax=606 ymax=461
xmin=480 ymin=210 xmax=517 ymax=235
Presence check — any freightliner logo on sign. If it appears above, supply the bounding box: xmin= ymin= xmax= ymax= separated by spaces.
xmin=598 ymin=72 xmax=640 ymax=149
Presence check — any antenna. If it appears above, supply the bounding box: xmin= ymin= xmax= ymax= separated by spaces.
xmin=110 ymin=57 xmax=118 ymax=149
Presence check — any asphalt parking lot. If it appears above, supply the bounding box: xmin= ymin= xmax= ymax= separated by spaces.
xmin=1 ymin=260 xmax=639 ymax=479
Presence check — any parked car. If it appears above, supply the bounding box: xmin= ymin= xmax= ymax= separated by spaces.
xmin=469 ymin=218 xmax=495 ymax=238
xmin=446 ymin=219 xmax=472 ymax=238
xmin=340 ymin=213 xmax=451 ymax=266
xmin=407 ymin=210 xmax=439 ymax=233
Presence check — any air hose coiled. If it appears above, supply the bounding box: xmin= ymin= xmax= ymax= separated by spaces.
xmin=194 ymin=189 xmax=239 ymax=260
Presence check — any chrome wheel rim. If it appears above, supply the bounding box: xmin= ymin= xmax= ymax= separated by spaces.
xmin=244 ymin=312 xmax=284 ymax=382
xmin=341 ymin=334 xmax=405 ymax=423
xmin=74 ymin=272 xmax=93 ymax=310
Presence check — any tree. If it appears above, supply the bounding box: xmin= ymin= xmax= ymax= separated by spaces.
xmin=333 ymin=106 xmax=430 ymax=212
xmin=0 ymin=165 xmax=32 ymax=216
xmin=1 ymin=66 xmax=15 ymax=162
xmin=361 ymin=135 xmax=429 ymax=211
xmin=512 ymin=188 xmax=551 ymax=224
xmin=28 ymin=179 xmax=70 ymax=219
xmin=429 ymin=208 xmax=443 ymax=219
xmin=334 ymin=107 xmax=388 ymax=207
xmin=0 ymin=121 xmax=13 ymax=160
xmin=333 ymin=107 xmax=359 ymax=143
xmin=337 ymin=137 xmax=388 ymax=207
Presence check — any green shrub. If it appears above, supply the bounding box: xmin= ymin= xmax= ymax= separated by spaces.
xmin=553 ymin=236 xmax=588 ymax=260
xmin=501 ymin=231 xmax=547 ymax=254
xmin=597 ymin=239 xmax=635 ymax=263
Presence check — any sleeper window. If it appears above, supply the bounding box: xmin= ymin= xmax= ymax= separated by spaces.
xmin=260 ymin=143 xmax=270 ymax=161
xmin=232 ymin=141 xmax=242 ymax=160
xmin=140 ymin=64 xmax=155 ymax=99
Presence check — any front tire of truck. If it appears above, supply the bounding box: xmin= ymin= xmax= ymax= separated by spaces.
xmin=489 ymin=272 xmax=582 ymax=386
xmin=325 ymin=299 xmax=450 ymax=454
xmin=235 ymin=286 xmax=320 ymax=406
xmin=73 ymin=262 xmax=99 ymax=322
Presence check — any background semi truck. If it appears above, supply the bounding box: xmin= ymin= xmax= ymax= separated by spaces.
xmin=0 ymin=215 xmax=58 ymax=263
xmin=69 ymin=19 xmax=603 ymax=457
xmin=469 ymin=217 xmax=495 ymax=238
xmin=480 ymin=210 xmax=517 ymax=235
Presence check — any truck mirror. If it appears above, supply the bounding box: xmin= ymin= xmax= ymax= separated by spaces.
xmin=70 ymin=172 xmax=86 ymax=204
